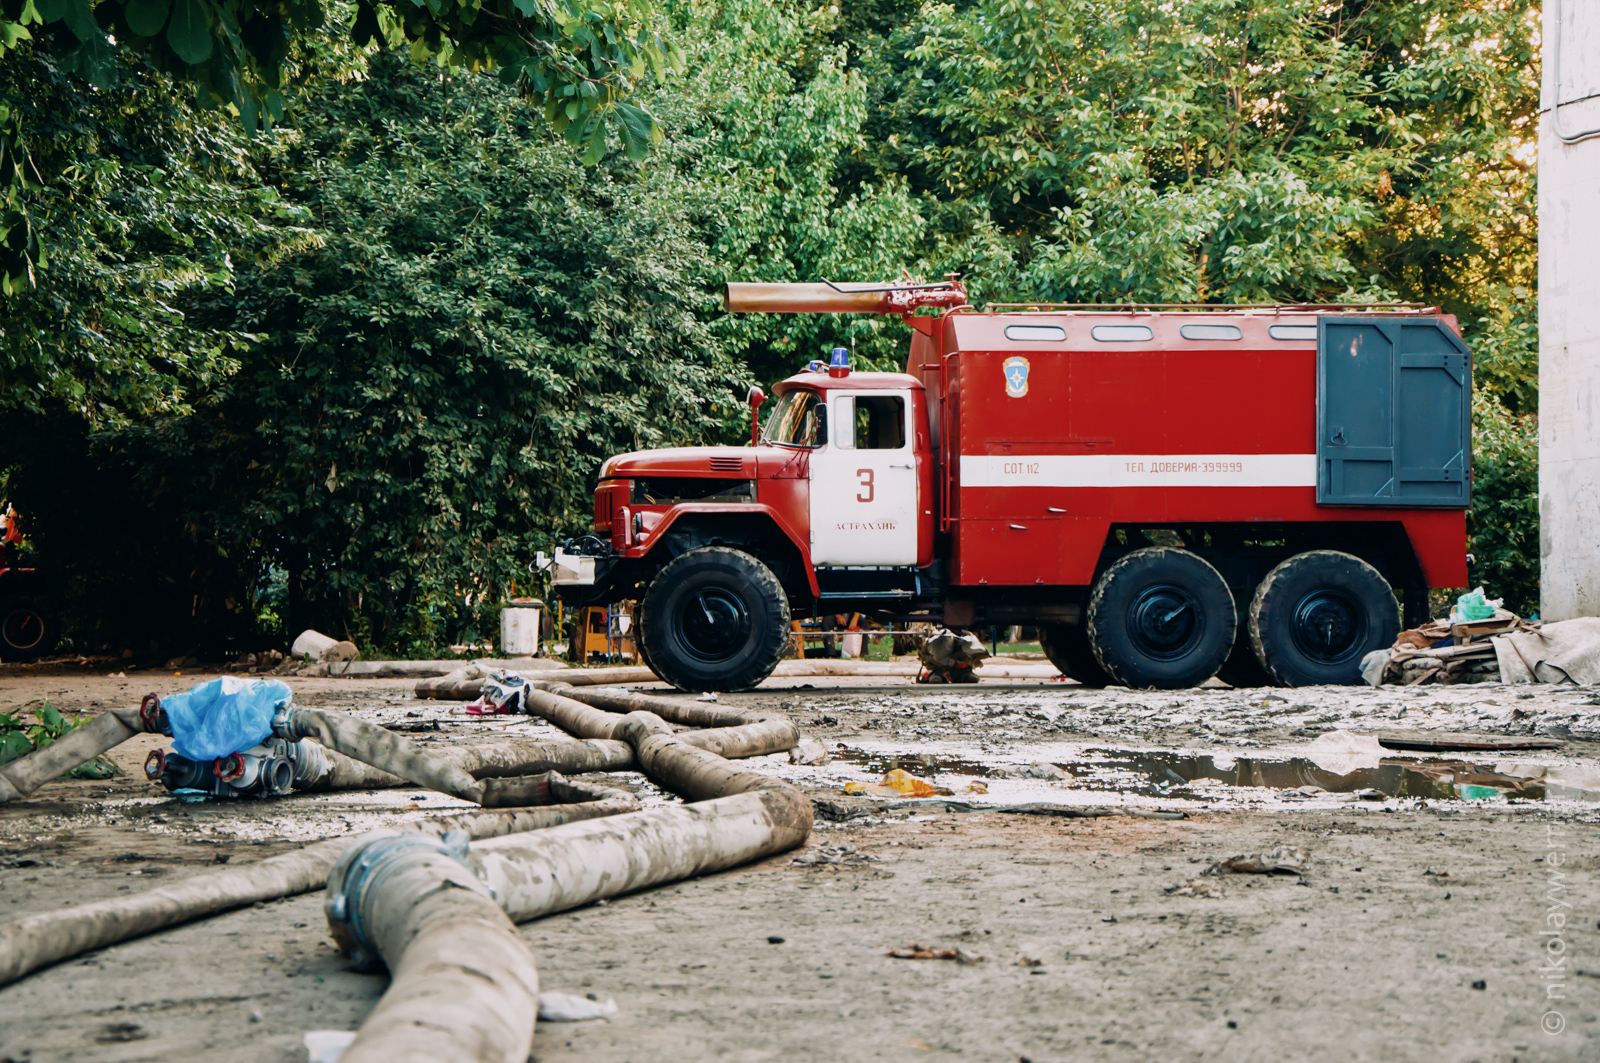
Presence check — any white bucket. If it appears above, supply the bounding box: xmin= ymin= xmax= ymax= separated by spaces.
xmin=500 ymin=599 xmax=543 ymax=656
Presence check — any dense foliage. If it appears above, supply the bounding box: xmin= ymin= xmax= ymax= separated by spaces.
xmin=0 ymin=0 xmax=1544 ymax=653
xmin=0 ymin=0 xmax=670 ymax=302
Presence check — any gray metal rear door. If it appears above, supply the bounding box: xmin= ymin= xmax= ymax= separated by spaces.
xmin=1317 ymin=317 xmax=1471 ymax=507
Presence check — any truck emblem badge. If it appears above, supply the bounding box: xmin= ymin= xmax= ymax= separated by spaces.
xmin=1003 ymin=356 xmax=1030 ymax=397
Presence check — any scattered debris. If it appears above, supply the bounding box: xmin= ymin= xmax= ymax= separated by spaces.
xmin=987 ymin=761 xmax=1068 ymax=780
xmin=1357 ymin=598 xmax=1600 ymax=687
xmin=304 ymin=1030 xmax=357 ymax=1063
xmin=888 ymin=944 xmax=983 ymax=963
xmin=227 ymin=650 xmax=286 ymax=674
xmin=1213 ymin=847 xmax=1311 ymax=875
xmin=464 ymin=669 xmax=531 ymax=716
xmin=789 ymin=737 xmax=830 ymax=765
xmin=1164 ymin=878 xmax=1225 ymax=898
xmin=844 ymin=768 xmax=951 ymax=797
xmin=1303 ymin=729 xmax=1386 ymax=775
xmin=791 ymin=845 xmax=875 ymax=866
xmin=537 ymin=992 xmax=618 ymax=1022
xmin=291 ymin=629 xmax=361 ymax=664
xmin=916 ymin=628 xmax=989 ymax=683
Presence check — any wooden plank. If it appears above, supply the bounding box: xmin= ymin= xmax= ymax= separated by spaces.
xmin=1376 ymin=731 xmax=1565 ymax=753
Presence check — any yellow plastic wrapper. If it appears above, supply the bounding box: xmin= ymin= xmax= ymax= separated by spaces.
xmin=841 ymin=770 xmax=952 ymax=798
xmin=880 ymin=768 xmax=941 ymax=796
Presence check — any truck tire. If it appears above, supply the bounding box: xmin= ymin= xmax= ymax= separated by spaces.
xmin=1216 ymin=629 xmax=1277 ymax=688
xmin=1087 ymin=548 xmax=1235 ymax=689
xmin=1038 ymin=624 xmax=1111 ymax=687
xmin=633 ymin=623 xmax=657 ymax=677
xmin=638 ymin=547 xmax=791 ymax=693
xmin=0 ymin=596 xmax=58 ymax=661
xmin=1248 ymin=550 xmax=1399 ymax=687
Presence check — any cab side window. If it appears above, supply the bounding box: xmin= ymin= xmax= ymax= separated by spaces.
xmin=853 ymin=396 xmax=906 ymax=449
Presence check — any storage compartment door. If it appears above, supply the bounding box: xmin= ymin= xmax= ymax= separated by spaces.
xmin=957 ymin=519 xmax=1061 ymax=585
xmin=1317 ymin=318 xmax=1470 ymax=507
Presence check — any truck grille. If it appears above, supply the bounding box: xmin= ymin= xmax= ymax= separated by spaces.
xmin=709 ymin=456 xmax=745 ymax=473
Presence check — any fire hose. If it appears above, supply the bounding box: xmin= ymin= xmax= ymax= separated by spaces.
xmin=0 ymin=774 xmax=638 ymax=987
xmin=324 ymin=695 xmax=811 ymax=1063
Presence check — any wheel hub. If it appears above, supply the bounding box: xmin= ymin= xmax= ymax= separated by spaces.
xmin=1290 ymin=590 xmax=1364 ymax=664
xmin=675 ymin=588 xmax=750 ymax=663
xmin=1127 ymin=584 xmax=1202 ymax=661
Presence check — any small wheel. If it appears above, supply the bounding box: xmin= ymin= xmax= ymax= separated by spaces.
xmin=1216 ymin=627 xmax=1277 ymax=688
xmin=1086 ymin=547 xmax=1235 ymax=689
xmin=0 ymin=596 xmax=58 ymax=661
xmin=1249 ymin=550 xmax=1399 ymax=686
xmin=638 ymin=547 xmax=791 ymax=692
xmin=1039 ymin=623 xmax=1111 ymax=687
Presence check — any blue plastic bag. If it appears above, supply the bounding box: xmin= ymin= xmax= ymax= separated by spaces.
xmin=162 ymin=676 xmax=292 ymax=761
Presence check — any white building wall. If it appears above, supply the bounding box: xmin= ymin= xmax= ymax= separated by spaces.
xmin=1539 ymin=0 xmax=1600 ymax=619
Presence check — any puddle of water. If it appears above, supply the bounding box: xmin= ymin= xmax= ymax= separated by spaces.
xmin=844 ymin=751 xmax=990 ymax=778
xmin=1087 ymin=750 xmax=1555 ymax=801
xmin=837 ymin=746 xmax=1600 ymax=803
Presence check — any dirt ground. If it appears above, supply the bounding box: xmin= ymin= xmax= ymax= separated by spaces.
xmin=2 ymin=666 xmax=1598 ymax=1062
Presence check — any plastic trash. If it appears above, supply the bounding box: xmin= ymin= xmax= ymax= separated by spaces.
xmin=466 ymin=670 xmax=528 ymax=715
xmin=161 ymin=676 xmax=291 ymax=761
xmin=843 ymin=769 xmax=948 ymax=797
xmin=1302 ymin=729 xmax=1385 ymax=776
xmin=303 ymin=1030 xmax=357 ymax=1063
xmin=537 ymin=992 xmax=618 ymax=1022
xmin=1449 ymin=587 xmax=1501 ymax=623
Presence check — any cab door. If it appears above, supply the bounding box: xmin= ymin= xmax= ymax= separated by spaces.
xmin=809 ymin=390 xmax=918 ymax=566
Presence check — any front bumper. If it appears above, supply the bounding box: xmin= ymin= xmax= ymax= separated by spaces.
xmin=550 ymin=547 xmax=599 ymax=586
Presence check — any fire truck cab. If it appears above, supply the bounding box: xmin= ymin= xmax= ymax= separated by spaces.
xmin=551 ymin=280 xmax=1471 ymax=693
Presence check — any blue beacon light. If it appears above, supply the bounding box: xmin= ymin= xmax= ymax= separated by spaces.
xmin=828 ymin=346 xmax=851 ymax=378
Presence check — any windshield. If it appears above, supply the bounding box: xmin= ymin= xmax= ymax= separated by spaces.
xmin=761 ymin=390 xmax=826 ymax=447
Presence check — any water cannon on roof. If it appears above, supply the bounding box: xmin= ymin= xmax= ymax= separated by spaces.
xmin=724 ymin=277 xmax=968 ymax=315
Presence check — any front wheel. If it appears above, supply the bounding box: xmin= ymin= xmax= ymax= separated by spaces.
xmin=1087 ymin=547 xmax=1235 ymax=689
xmin=638 ymin=547 xmax=791 ymax=692
xmin=1248 ymin=550 xmax=1399 ymax=686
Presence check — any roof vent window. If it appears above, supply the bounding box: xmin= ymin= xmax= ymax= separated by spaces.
xmin=1004 ymin=324 xmax=1066 ymax=341
xmin=1179 ymin=324 xmax=1242 ymax=341
xmin=1269 ymin=324 xmax=1319 ymax=341
xmin=1091 ymin=325 xmax=1153 ymax=342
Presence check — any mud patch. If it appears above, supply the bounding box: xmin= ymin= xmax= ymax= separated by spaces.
xmin=831 ymin=744 xmax=1600 ymax=804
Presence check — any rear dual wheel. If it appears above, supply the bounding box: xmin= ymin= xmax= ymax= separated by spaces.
xmin=1248 ymin=550 xmax=1399 ymax=687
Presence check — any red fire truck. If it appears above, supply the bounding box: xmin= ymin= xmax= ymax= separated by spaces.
xmin=551 ymin=279 xmax=1470 ymax=692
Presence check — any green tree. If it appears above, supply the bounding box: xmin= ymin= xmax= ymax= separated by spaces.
xmin=0 ymin=48 xmax=295 ymax=423
xmin=1 ymin=0 xmax=671 ymax=423
xmin=156 ymin=53 xmax=733 ymax=649
xmin=1468 ymin=391 xmax=1538 ymax=615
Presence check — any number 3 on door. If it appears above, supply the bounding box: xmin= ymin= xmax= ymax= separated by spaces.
xmin=856 ymin=468 xmax=874 ymax=503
